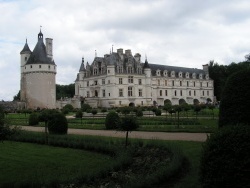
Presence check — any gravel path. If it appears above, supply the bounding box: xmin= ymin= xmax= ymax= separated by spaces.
xmin=21 ymin=126 xmax=209 ymax=142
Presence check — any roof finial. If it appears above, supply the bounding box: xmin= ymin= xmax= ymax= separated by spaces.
xmin=40 ymin=25 xmax=42 ymax=32
xmin=26 ymin=38 xmax=27 ymax=44
xmin=82 ymin=56 xmax=84 ymax=63
xmin=95 ymin=50 xmax=97 ymax=57
xmin=112 ymin=44 xmax=113 ymax=53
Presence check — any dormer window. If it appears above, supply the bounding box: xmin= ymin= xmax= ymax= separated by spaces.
xmin=164 ymin=70 xmax=168 ymax=77
xmin=171 ymin=71 xmax=175 ymax=77
xmin=206 ymin=74 xmax=209 ymax=79
xmin=93 ymin=68 xmax=98 ymax=75
xmin=192 ymin=73 xmax=196 ymax=79
xmin=179 ymin=72 xmax=182 ymax=78
xmin=156 ymin=70 xmax=161 ymax=76
xmin=186 ymin=72 xmax=189 ymax=78
xmin=127 ymin=66 xmax=133 ymax=74
xmin=199 ymin=74 xmax=203 ymax=79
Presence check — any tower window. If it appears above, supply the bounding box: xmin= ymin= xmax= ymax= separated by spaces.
xmin=25 ymin=57 xmax=27 ymax=61
xmin=39 ymin=65 xmax=41 ymax=68
xmin=30 ymin=65 xmax=32 ymax=68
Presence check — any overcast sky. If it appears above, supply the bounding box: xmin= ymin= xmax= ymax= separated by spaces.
xmin=0 ymin=0 xmax=250 ymax=101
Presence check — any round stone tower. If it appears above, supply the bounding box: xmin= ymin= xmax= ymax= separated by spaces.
xmin=20 ymin=29 xmax=57 ymax=109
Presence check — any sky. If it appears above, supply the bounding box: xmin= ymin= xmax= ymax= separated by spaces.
xmin=0 ymin=0 xmax=250 ymax=101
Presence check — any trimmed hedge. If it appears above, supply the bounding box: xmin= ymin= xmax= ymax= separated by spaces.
xmin=200 ymin=125 xmax=250 ymax=188
xmin=219 ymin=69 xmax=250 ymax=127
xmin=105 ymin=111 xmax=120 ymax=130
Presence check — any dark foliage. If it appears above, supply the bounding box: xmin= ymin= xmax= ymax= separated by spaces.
xmin=155 ymin=109 xmax=162 ymax=116
xmin=219 ymin=69 xmax=250 ymax=127
xmin=56 ymin=84 xmax=75 ymax=100
xmin=105 ymin=111 xmax=120 ymax=130
xmin=200 ymin=126 xmax=250 ymax=188
xmin=48 ymin=113 xmax=68 ymax=134
xmin=136 ymin=109 xmax=143 ymax=117
xmin=28 ymin=112 xmax=39 ymax=125
xmin=75 ymin=110 xmax=83 ymax=118
xmin=81 ymin=103 xmax=91 ymax=112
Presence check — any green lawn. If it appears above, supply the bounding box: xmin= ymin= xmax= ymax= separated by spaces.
xmin=0 ymin=141 xmax=113 ymax=185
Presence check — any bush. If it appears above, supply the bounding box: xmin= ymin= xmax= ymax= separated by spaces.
xmin=105 ymin=111 xmax=120 ymax=130
xmin=155 ymin=109 xmax=162 ymax=116
xmin=29 ymin=112 xmax=39 ymax=125
xmin=200 ymin=125 xmax=250 ymax=188
xmin=81 ymin=103 xmax=91 ymax=112
xmin=48 ymin=113 xmax=68 ymax=134
xmin=219 ymin=69 xmax=250 ymax=127
xmin=136 ymin=109 xmax=143 ymax=117
xmin=63 ymin=104 xmax=74 ymax=111
xmin=75 ymin=110 xmax=83 ymax=118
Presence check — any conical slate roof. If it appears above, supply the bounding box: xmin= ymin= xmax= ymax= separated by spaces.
xmin=26 ymin=31 xmax=55 ymax=65
xmin=20 ymin=39 xmax=31 ymax=54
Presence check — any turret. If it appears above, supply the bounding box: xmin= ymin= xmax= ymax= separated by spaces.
xmin=20 ymin=38 xmax=32 ymax=68
xmin=143 ymin=57 xmax=151 ymax=77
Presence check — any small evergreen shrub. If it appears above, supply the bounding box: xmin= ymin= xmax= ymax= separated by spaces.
xmin=75 ymin=110 xmax=83 ymax=118
xmin=105 ymin=111 xmax=120 ymax=130
xmin=81 ymin=103 xmax=91 ymax=112
xmin=136 ymin=109 xmax=143 ymax=117
xmin=48 ymin=113 xmax=68 ymax=134
xmin=155 ymin=109 xmax=162 ymax=116
xmin=29 ymin=112 xmax=39 ymax=125
xmin=200 ymin=125 xmax=250 ymax=188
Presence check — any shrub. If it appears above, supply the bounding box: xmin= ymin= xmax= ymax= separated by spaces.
xmin=219 ymin=69 xmax=250 ymax=127
xmin=75 ymin=110 xmax=83 ymax=118
xmin=81 ymin=103 xmax=91 ymax=112
xmin=29 ymin=112 xmax=39 ymax=125
xmin=91 ymin=109 xmax=98 ymax=116
xmin=48 ymin=113 xmax=68 ymax=134
xmin=155 ymin=109 xmax=162 ymax=116
xmin=63 ymin=104 xmax=74 ymax=111
xmin=136 ymin=109 xmax=143 ymax=117
xmin=200 ymin=125 xmax=250 ymax=188
xmin=105 ymin=111 xmax=120 ymax=130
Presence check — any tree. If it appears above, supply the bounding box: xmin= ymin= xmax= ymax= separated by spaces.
xmin=182 ymin=103 xmax=191 ymax=119
xmin=154 ymin=109 xmax=162 ymax=116
xmin=118 ymin=115 xmax=139 ymax=147
xmin=173 ymin=105 xmax=183 ymax=128
xmin=163 ymin=103 xmax=172 ymax=119
xmin=56 ymin=84 xmax=75 ymax=100
xmin=121 ymin=107 xmax=131 ymax=116
xmin=193 ymin=105 xmax=201 ymax=120
xmin=28 ymin=112 xmax=39 ymax=125
xmin=81 ymin=103 xmax=91 ymax=112
xmin=208 ymin=104 xmax=215 ymax=119
xmin=13 ymin=90 xmax=20 ymax=101
xmin=105 ymin=111 xmax=120 ymax=130
xmin=75 ymin=110 xmax=83 ymax=124
xmin=219 ymin=69 xmax=250 ymax=127
xmin=91 ymin=109 xmax=98 ymax=118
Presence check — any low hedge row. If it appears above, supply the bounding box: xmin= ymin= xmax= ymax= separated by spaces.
xmin=7 ymin=131 xmax=188 ymax=187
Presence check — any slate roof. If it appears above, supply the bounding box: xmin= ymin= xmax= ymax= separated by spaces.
xmin=143 ymin=63 xmax=205 ymax=76
xmin=26 ymin=32 xmax=55 ymax=65
xmin=20 ymin=39 xmax=32 ymax=54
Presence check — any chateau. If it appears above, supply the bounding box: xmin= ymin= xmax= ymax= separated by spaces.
xmin=19 ymin=30 xmax=214 ymax=109
xmin=75 ymin=48 xmax=214 ymax=108
xmin=20 ymin=30 xmax=56 ymax=109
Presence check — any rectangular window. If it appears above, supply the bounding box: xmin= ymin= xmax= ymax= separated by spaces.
xmin=207 ymin=90 xmax=209 ymax=96
xmin=203 ymin=91 xmax=204 ymax=96
xmin=180 ymin=90 xmax=182 ymax=96
xmin=187 ymin=81 xmax=189 ymax=87
xmin=87 ymin=91 xmax=90 ymax=97
xmin=194 ymin=90 xmax=196 ymax=96
xmin=102 ymin=90 xmax=105 ymax=97
xmin=39 ymin=65 xmax=41 ymax=68
xmin=102 ymin=79 xmax=105 ymax=85
xmin=175 ymin=90 xmax=177 ymax=96
xmin=119 ymin=78 xmax=123 ymax=84
xmin=165 ymin=90 xmax=168 ymax=96
xmin=138 ymin=79 xmax=142 ymax=85
xmin=200 ymin=82 xmax=202 ymax=87
xmin=128 ymin=67 xmax=132 ymax=73
xmin=160 ymin=90 xmax=162 ymax=96
xmin=165 ymin=80 xmax=168 ymax=86
xmin=139 ymin=89 xmax=142 ymax=97
xmin=128 ymin=76 xmax=133 ymax=83
xmin=158 ymin=80 xmax=160 ymax=86
xmin=180 ymin=81 xmax=182 ymax=86
xmin=172 ymin=80 xmax=174 ymax=86
xmin=119 ymin=89 xmax=123 ymax=97
xmin=189 ymin=91 xmax=191 ymax=96
xmin=119 ymin=101 xmax=122 ymax=105
xmin=87 ymin=81 xmax=89 ymax=87
xmin=207 ymin=82 xmax=209 ymax=87
xmin=94 ymin=80 xmax=98 ymax=85
xmin=128 ymin=87 xmax=133 ymax=97
xmin=141 ymin=101 xmax=143 ymax=105
xmin=108 ymin=80 xmax=110 ymax=84
xmin=194 ymin=82 xmax=196 ymax=87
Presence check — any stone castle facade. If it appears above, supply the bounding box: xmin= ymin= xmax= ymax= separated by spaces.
xmin=20 ymin=30 xmax=56 ymax=109
xmin=75 ymin=48 xmax=214 ymax=108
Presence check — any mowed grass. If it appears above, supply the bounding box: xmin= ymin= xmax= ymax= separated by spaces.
xmin=0 ymin=141 xmax=113 ymax=185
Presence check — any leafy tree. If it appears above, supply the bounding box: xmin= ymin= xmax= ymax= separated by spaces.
xmin=182 ymin=103 xmax=191 ymax=119
xmin=121 ymin=107 xmax=131 ymax=115
xmin=163 ymin=103 xmax=172 ymax=118
xmin=56 ymin=84 xmax=75 ymax=100
xmin=193 ymin=105 xmax=201 ymax=120
xmin=173 ymin=105 xmax=183 ymax=128
xmin=63 ymin=104 xmax=74 ymax=112
xmin=118 ymin=115 xmax=139 ymax=147
xmin=208 ymin=104 xmax=215 ymax=119
xmin=13 ymin=90 xmax=20 ymax=101
xmin=105 ymin=111 xmax=120 ymax=130
xmin=75 ymin=110 xmax=83 ymax=124
xmin=219 ymin=69 xmax=250 ymax=127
